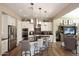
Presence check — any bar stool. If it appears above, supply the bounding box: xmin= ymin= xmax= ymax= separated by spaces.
xmin=38 ymin=38 xmax=46 ymax=55
xmin=43 ymin=37 xmax=49 ymax=55
xmin=34 ymin=42 xmax=39 ymax=55
xmin=20 ymin=40 xmax=31 ymax=56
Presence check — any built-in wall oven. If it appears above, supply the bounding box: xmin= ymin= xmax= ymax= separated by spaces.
xmin=22 ymin=28 xmax=28 ymax=40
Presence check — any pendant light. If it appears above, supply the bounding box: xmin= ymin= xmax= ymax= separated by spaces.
xmin=30 ymin=3 xmax=34 ymax=23
xmin=38 ymin=8 xmax=42 ymax=25
xmin=44 ymin=10 xmax=47 ymax=25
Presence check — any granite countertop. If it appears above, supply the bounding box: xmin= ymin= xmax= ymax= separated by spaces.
xmin=28 ymin=35 xmax=53 ymax=42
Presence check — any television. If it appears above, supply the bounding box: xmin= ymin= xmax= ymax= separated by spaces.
xmin=64 ymin=26 xmax=76 ymax=35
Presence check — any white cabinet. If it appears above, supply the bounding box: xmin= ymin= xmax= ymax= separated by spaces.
xmin=1 ymin=40 xmax=8 ymax=54
xmin=21 ymin=22 xmax=34 ymax=31
xmin=21 ymin=22 xmax=29 ymax=28
xmin=1 ymin=14 xmax=16 ymax=38
xmin=22 ymin=22 xmax=52 ymax=31
xmin=0 ymin=13 xmax=16 ymax=54
xmin=28 ymin=23 xmax=34 ymax=31
xmin=1 ymin=14 xmax=8 ymax=38
xmin=8 ymin=16 xmax=16 ymax=26
xmin=0 ymin=13 xmax=16 ymax=38
xmin=41 ymin=22 xmax=52 ymax=31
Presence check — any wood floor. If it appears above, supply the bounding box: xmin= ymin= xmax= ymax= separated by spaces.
xmin=3 ymin=42 xmax=77 ymax=56
xmin=37 ymin=42 xmax=77 ymax=56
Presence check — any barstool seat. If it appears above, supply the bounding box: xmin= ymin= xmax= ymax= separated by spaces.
xmin=34 ymin=42 xmax=39 ymax=55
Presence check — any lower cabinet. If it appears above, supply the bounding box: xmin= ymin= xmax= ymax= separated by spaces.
xmin=1 ymin=40 xmax=8 ymax=54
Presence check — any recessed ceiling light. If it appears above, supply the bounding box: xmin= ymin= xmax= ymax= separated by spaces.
xmin=31 ymin=18 xmax=33 ymax=23
xmin=30 ymin=3 xmax=34 ymax=5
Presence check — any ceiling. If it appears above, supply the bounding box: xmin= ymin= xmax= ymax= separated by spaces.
xmin=63 ymin=8 xmax=79 ymax=18
xmin=2 ymin=3 xmax=70 ymax=20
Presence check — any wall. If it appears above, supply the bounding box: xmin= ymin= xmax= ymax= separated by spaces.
xmin=0 ymin=12 xmax=2 ymax=55
xmin=53 ymin=16 xmax=79 ymax=42
xmin=0 ymin=12 xmax=18 ymax=54
xmin=51 ymin=4 xmax=79 ymax=42
xmin=53 ymin=19 xmax=62 ymax=42
xmin=0 ymin=4 xmax=21 ymax=55
xmin=17 ymin=20 xmax=22 ymax=45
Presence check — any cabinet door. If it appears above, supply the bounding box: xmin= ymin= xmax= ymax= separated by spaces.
xmin=2 ymin=14 xmax=8 ymax=38
xmin=28 ymin=24 xmax=34 ymax=31
xmin=21 ymin=22 xmax=29 ymax=28
xmin=1 ymin=40 xmax=8 ymax=54
xmin=8 ymin=15 xmax=16 ymax=26
xmin=47 ymin=22 xmax=52 ymax=31
xmin=41 ymin=22 xmax=52 ymax=31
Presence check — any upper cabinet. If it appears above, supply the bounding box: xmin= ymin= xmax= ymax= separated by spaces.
xmin=21 ymin=22 xmax=52 ymax=31
xmin=21 ymin=22 xmax=34 ymax=31
xmin=28 ymin=23 xmax=34 ymax=31
xmin=21 ymin=22 xmax=29 ymax=28
xmin=1 ymin=13 xmax=8 ymax=38
xmin=1 ymin=12 xmax=16 ymax=38
xmin=41 ymin=22 xmax=52 ymax=31
xmin=0 ymin=12 xmax=17 ymax=54
xmin=8 ymin=16 xmax=16 ymax=26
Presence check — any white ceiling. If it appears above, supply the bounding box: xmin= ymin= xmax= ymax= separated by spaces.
xmin=63 ymin=8 xmax=79 ymax=18
xmin=2 ymin=3 xmax=70 ymax=20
